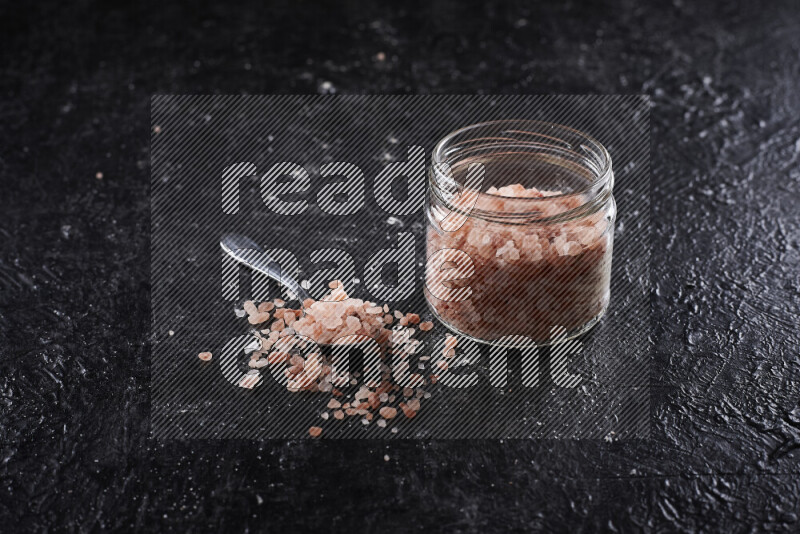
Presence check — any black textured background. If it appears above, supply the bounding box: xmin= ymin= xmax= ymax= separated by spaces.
xmin=2 ymin=0 xmax=800 ymax=531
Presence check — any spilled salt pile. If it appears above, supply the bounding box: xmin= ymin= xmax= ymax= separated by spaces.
xmin=202 ymin=281 xmax=439 ymax=437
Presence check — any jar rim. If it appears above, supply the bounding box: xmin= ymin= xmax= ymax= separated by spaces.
xmin=431 ymin=119 xmax=612 ymax=199
xmin=429 ymin=119 xmax=614 ymax=224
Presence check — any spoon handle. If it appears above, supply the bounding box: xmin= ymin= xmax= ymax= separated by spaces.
xmin=220 ymin=233 xmax=311 ymax=302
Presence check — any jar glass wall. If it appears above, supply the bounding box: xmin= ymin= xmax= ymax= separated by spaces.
xmin=424 ymin=120 xmax=616 ymax=346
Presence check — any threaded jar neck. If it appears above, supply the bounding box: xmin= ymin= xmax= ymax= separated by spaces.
xmin=429 ymin=120 xmax=613 ymax=225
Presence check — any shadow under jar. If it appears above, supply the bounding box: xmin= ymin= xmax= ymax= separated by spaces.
xmin=424 ymin=120 xmax=616 ymax=347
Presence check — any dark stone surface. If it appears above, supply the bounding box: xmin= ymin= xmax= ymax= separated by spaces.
xmin=1 ymin=0 xmax=799 ymax=531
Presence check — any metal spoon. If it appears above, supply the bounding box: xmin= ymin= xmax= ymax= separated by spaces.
xmin=220 ymin=233 xmax=311 ymax=302
xmin=221 ymin=234 xmax=395 ymax=357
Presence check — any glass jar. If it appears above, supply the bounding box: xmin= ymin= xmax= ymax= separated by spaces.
xmin=424 ymin=120 xmax=616 ymax=346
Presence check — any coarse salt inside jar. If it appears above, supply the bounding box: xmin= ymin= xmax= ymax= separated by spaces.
xmin=424 ymin=120 xmax=616 ymax=346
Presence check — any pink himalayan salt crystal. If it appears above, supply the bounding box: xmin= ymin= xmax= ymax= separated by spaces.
xmin=238 ymin=372 xmax=260 ymax=389
xmin=419 ymin=321 xmax=434 ymax=331
xmin=198 ymin=352 xmax=212 ymax=361
xmin=379 ymin=406 xmax=397 ymax=419
xmin=346 ymin=316 xmax=361 ymax=331
xmin=323 ymin=315 xmax=343 ymax=330
xmin=248 ymin=312 xmax=270 ymax=325
xmin=426 ymin=183 xmax=612 ymax=342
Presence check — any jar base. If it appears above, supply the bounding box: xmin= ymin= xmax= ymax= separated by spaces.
xmin=424 ymin=299 xmax=609 ymax=348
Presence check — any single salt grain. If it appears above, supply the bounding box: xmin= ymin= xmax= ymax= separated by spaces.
xmin=333 ymin=410 xmax=344 ymax=420
xmin=198 ymin=352 xmax=212 ymax=361
xmin=419 ymin=321 xmax=433 ymax=331
xmin=238 ymin=372 xmax=260 ymax=389
xmin=248 ymin=312 xmax=270 ymax=325
xmin=368 ymin=392 xmax=380 ymax=409
xmin=383 ymin=454 xmax=390 ymax=461
xmin=309 ymin=426 xmax=323 ymax=438
xmin=379 ymin=406 xmax=398 ymax=419
xmin=407 ymin=398 xmax=421 ymax=411
xmin=258 ymin=302 xmax=274 ymax=312
xmin=327 ymin=399 xmax=341 ymax=409
xmin=378 ymin=419 xmax=387 ymax=428
xmin=274 ymin=298 xmax=285 ymax=307
xmin=243 ymin=301 xmax=258 ymax=315
xmin=399 ymin=402 xmax=417 ymax=419
xmin=321 ymin=412 xmax=329 ymax=420
xmin=346 ymin=316 xmax=361 ymax=331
